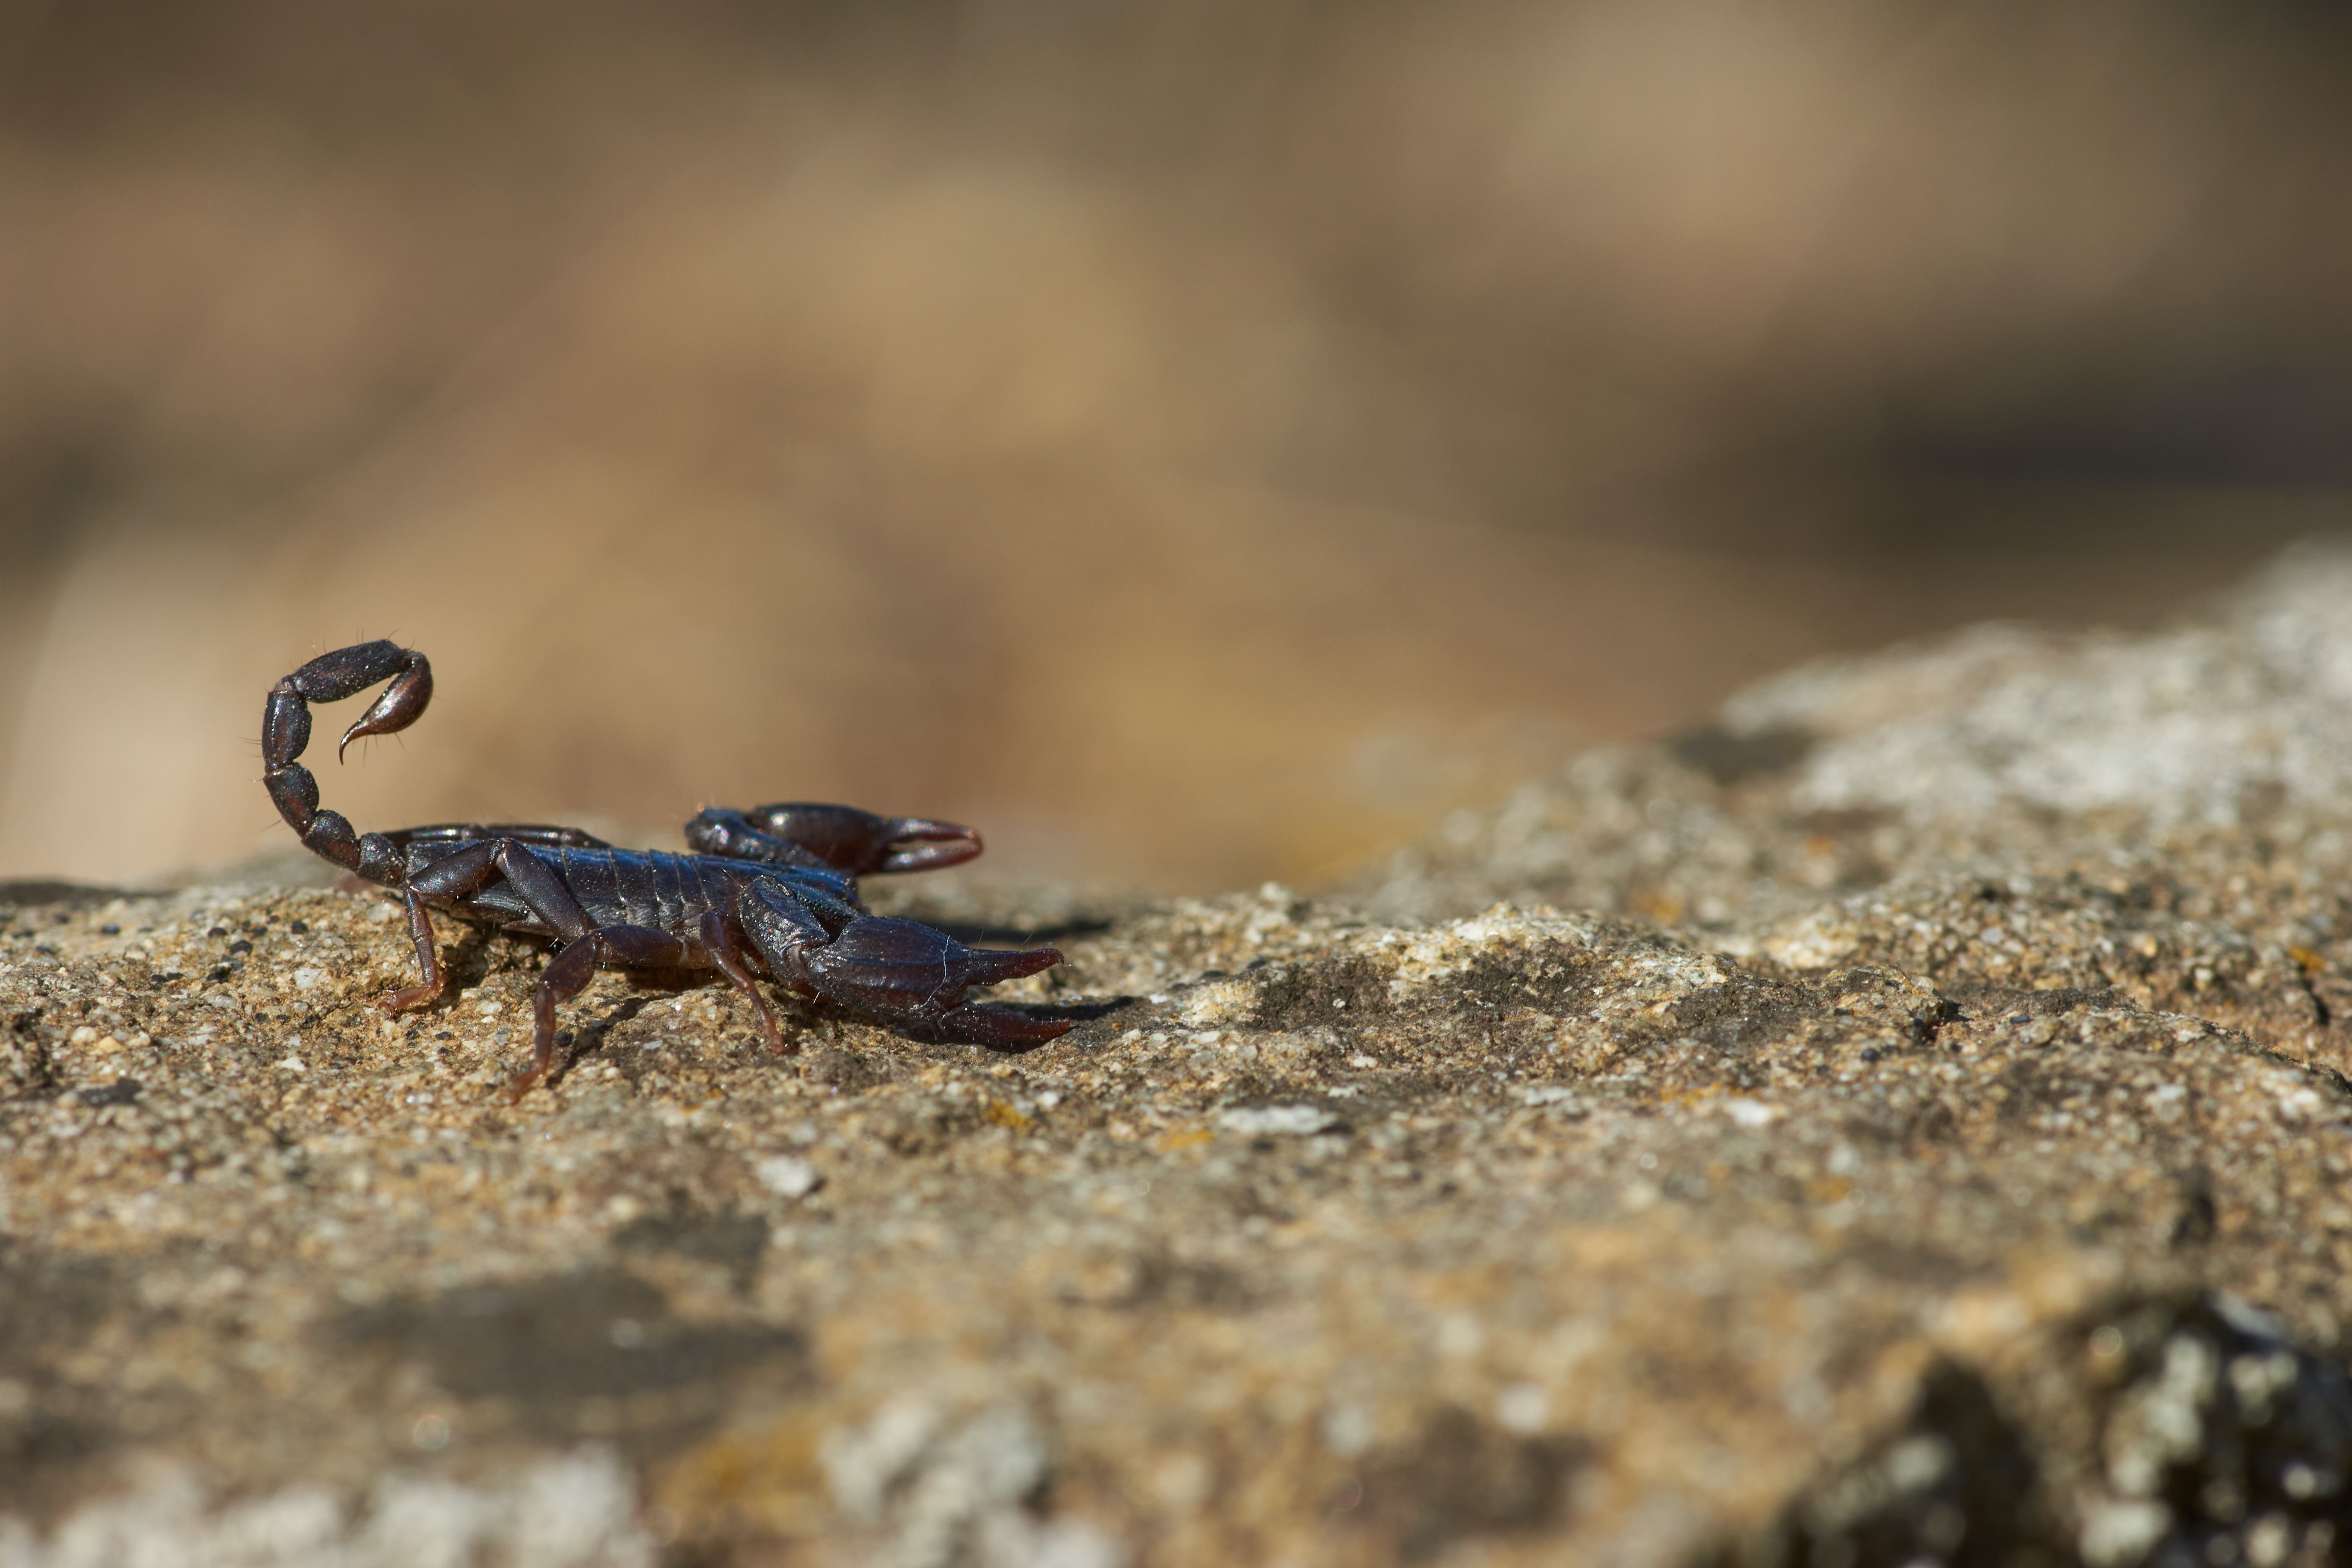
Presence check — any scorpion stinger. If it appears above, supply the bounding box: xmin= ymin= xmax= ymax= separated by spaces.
xmin=260 ymin=640 xmax=1076 ymax=1099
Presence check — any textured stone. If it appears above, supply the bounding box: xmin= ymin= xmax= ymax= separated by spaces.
xmin=9 ymin=549 xmax=2352 ymax=1564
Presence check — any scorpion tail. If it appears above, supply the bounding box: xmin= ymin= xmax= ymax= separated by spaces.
xmin=261 ymin=641 xmax=431 ymax=880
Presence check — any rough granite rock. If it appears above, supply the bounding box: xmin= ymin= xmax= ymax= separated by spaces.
xmin=11 ymin=546 xmax=2352 ymax=1566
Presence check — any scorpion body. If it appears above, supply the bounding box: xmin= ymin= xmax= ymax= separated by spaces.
xmin=262 ymin=641 xmax=1069 ymax=1095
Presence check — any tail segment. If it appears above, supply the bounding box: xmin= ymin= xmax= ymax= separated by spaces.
xmin=261 ymin=641 xmax=432 ymax=882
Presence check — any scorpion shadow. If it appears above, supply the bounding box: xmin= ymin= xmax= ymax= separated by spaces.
xmin=917 ymin=916 xmax=1116 ymax=948
xmin=402 ymin=924 xmax=659 ymax=1085
xmin=800 ymin=993 xmax=1134 ymax=1056
xmin=551 ymin=993 xmax=660 ymax=1075
xmin=936 ymin=997 xmax=1132 ymax=1053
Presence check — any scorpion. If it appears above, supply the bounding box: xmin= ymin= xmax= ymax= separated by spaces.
xmin=263 ymin=640 xmax=1071 ymax=1096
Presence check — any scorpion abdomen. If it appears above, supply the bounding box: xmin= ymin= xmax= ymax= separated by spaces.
xmin=413 ymin=841 xmax=861 ymax=949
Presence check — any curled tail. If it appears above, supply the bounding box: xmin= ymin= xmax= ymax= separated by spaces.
xmin=262 ymin=641 xmax=432 ymax=883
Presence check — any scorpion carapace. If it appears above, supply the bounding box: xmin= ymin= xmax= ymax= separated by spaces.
xmin=263 ymin=640 xmax=1072 ymax=1096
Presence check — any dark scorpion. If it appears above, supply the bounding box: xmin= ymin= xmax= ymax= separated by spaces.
xmin=263 ymin=640 xmax=1071 ymax=1096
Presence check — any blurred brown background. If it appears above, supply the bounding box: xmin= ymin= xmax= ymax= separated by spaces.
xmin=4 ymin=0 xmax=2350 ymax=892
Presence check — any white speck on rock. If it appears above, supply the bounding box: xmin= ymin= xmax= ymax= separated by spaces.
xmin=822 ymin=1397 xmax=944 ymax=1522
xmin=1760 ymin=911 xmax=1861 ymax=970
xmin=976 ymin=1510 xmax=1127 ymax=1568
xmin=1218 ymin=1105 xmax=1337 ymax=1136
xmin=1173 ymin=978 xmax=1256 ymax=1027
xmin=503 ymin=1448 xmax=651 ymax=1568
xmin=754 ymin=1155 xmax=822 ymax=1199
xmin=2080 ymin=1498 xmax=2173 ymax=1567
xmin=1495 ymin=1383 xmax=1550 ymax=1435
xmin=821 ymin=1402 xmax=1089 ymax=1568
xmin=1436 ymin=1312 xmax=1484 ymax=1359
xmin=0 ymin=1448 xmax=652 ymax=1568
xmin=354 ymin=1473 xmax=491 ymax=1568
xmin=1321 ymin=1403 xmax=1377 ymax=1458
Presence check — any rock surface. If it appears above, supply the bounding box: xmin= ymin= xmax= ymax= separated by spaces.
xmin=11 ymin=546 xmax=2352 ymax=1566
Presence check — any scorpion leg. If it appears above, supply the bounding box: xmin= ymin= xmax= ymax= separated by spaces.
xmin=377 ymin=824 xmax=618 ymax=1005
xmin=386 ymin=888 xmax=445 ymax=1013
xmin=698 ymin=907 xmax=789 ymax=1054
xmin=391 ymin=837 xmax=648 ymax=1094
xmin=361 ymin=840 xmax=503 ymax=1014
xmin=515 ymin=924 xmax=689 ymax=1099
xmin=376 ymin=839 xmax=521 ymax=1013
xmin=734 ymin=880 xmax=831 ymax=999
xmin=687 ymin=804 xmax=984 ymax=875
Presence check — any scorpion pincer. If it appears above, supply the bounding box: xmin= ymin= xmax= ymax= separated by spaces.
xmin=261 ymin=640 xmax=1071 ymax=1097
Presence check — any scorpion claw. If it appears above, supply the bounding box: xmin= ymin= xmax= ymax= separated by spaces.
xmin=731 ymin=802 xmax=985 ymax=875
xmin=869 ymin=817 xmax=986 ymax=874
xmin=793 ymin=916 xmax=1067 ymax=1041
